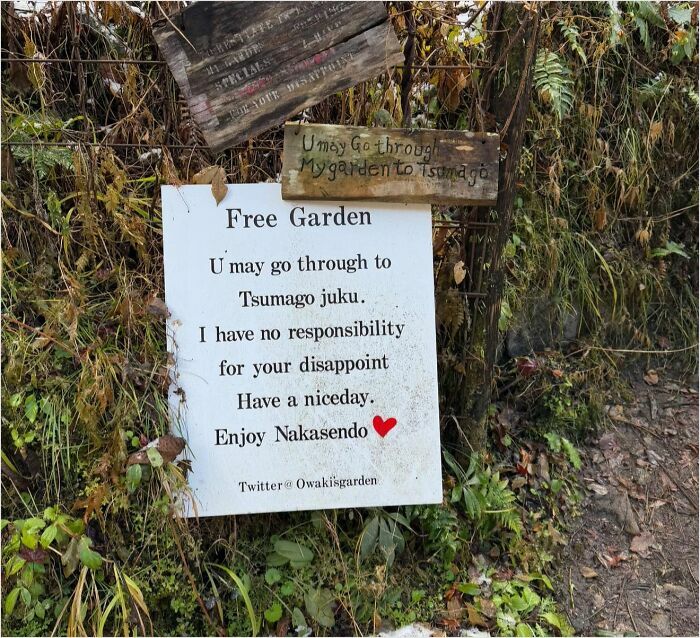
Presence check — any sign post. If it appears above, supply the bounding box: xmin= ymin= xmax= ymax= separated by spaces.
xmin=162 ymin=184 xmax=442 ymax=516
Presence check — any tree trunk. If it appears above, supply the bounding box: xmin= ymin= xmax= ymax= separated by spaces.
xmin=464 ymin=5 xmax=541 ymax=452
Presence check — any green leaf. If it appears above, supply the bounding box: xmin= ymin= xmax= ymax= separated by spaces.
xmin=359 ymin=515 xmax=379 ymax=560
xmin=125 ymin=464 xmax=142 ymax=493
xmin=40 ymin=524 xmax=58 ymax=548
xmin=4 ymin=587 xmax=20 ymax=615
xmin=560 ymin=437 xmax=581 ymax=470
xmin=291 ymin=607 xmax=306 ymax=629
xmin=20 ymin=587 xmax=32 ymax=607
xmin=515 ymin=622 xmax=535 ymax=637
xmin=457 ymin=583 xmax=481 ymax=596
xmin=651 ymin=241 xmax=690 ymax=259
xmin=20 ymin=518 xmax=45 ymax=549
xmin=7 ymin=556 xmax=26 ymax=576
xmin=544 ymin=432 xmax=561 ymax=453
xmin=669 ymin=4 xmax=693 ymax=25
xmin=61 ymin=537 xmax=80 ymax=577
xmin=146 ymin=447 xmax=163 ymax=468
xmin=264 ymin=602 xmax=283 ymax=623
xmin=274 ymin=540 xmax=313 ymax=565
xmin=265 ymin=568 xmax=282 ymax=585
xmin=534 ymin=49 xmax=575 ymax=119
xmin=24 ymin=394 xmax=38 ymax=423
xmin=34 ymin=600 xmax=45 ymax=620
xmin=304 ymin=587 xmax=335 ymax=628
xmin=266 ymin=551 xmax=288 ymax=567
xmin=541 ymin=611 xmax=574 ymax=636
xmin=280 ymin=581 xmax=295 ymax=597
xmin=77 ymin=536 xmax=103 ymax=570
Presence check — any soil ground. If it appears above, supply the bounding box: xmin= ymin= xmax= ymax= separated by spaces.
xmin=557 ymin=371 xmax=699 ymax=637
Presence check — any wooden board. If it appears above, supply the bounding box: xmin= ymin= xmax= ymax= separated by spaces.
xmin=281 ymin=123 xmax=500 ymax=205
xmin=153 ymin=2 xmax=403 ymax=153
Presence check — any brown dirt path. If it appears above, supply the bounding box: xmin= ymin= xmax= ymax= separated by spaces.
xmin=558 ymin=373 xmax=699 ymax=636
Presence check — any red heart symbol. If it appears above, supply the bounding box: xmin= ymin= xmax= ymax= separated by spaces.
xmin=373 ymin=415 xmax=397 ymax=438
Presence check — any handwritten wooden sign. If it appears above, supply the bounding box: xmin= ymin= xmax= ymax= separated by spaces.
xmin=153 ymin=2 xmax=403 ymax=153
xmin=282 ymin=123 xmax=500 ymax=205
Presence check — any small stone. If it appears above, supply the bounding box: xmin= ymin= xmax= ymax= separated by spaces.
xmin=651 ymin=612 xmax=672 ymax=636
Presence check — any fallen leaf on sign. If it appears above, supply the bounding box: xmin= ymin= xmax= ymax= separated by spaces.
xmin=580 ymin=566 xmax=598 ymax=578
xmin=192 ymin=165 xmax=228 ymax=205
xmin=630 ymin=531 xmax=656 ymax=557
xmin=453 ymin=260 xmax=466 ymax=285
xmin=211 ymin=166 xmax=228 ymax=205
xmin=192 ymin=165 xmax=220 ymax=184
xmin=643 ymin=369 xmax=659 ymax=385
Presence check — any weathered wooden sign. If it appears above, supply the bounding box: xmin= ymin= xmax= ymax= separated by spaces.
xmin=282 ymin=123 xmax=500 ymax=205
xmin=153 ymin=2 xmax=403 ymax=153
xmin=162 ymin=184 xmax=442 ymax=516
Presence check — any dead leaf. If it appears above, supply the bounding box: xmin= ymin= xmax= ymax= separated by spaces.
xmin=445 ymin=594 xmax=463 ymax=621
xmin=146 ymin=296 xmax=170 ymax=318
xmin=466 ymin=603 xmax=488 ymax=628
xmin=643 ymin=369 xmax=659 ymax=385
xmin=588 ymin=482 xmax=608 ymax=496
xmin=605 ymin=404 xmax=625 ymax=422
xmin=211 ymin=166 xmax=228 ymax=205
xmin=630 ymin=531 xmax=656 ymax=557
xmin=600 ymin=550 xmax=629 ymax=569
xmin=580 ymin=566 xmax=598 ymax=578
xmin=635 ymin=227 xmax=651 ymax=246
xmin=276 ymin=616 xmax=291 ymax=637
xmin=453 ymin=260 xmax=466 ymax=285
xmin=127 ymin=435 xmax=186 ymax=466
xmin=192 ymin=165 xmax=228 ymax=205
xmin=192 ymin=165 xmax=220 ymax=184
xmin=536 ymin=453 xmax=550 ymax=482
xmin=649 ymin=120 xmax=663 ymax=144
xmin=593 ymin=206 xmax=607 ymax=230
xmin=511 ymin=476 xmax=527 ymax=490
xmin=478 ymin=597 xmax=497 ymax=619
xmin=72 ymin=483 xmax=109 ymax=523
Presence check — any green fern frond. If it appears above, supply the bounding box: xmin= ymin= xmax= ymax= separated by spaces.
xmin=557 ymin=20 xmax=587 ymax=63
xmin=534 ymin=49 xmax=575 ymax=120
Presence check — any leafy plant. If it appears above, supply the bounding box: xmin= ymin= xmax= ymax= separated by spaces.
xmin=267 ymin=539 xmax=314 ymax=569
xmin=444 ymin=452 xmax=523 ymax=541
xmin=544 ymin=433 xmax=581 ymax=470
xmin=2 ymin=507 xmax=103 ymax=623
xmin=533 ymin=50 xmax=574 ymax=119
xmin=557 ymin=20 xmax=587 ymax=63
xmin=650 ymin=240 xmax=690 ymax=259
xmin=357 ymin=509 xmax=411 ymax=567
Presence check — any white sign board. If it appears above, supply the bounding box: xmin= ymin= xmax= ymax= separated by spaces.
xmin=162 ymin=184 xmax=441 ymax=516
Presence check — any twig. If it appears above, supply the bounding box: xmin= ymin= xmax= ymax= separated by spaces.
xmin=612 ymin=577 xmax=627 ymax=627
xmin=625 ymin=595 xmax=638 ymax=634
xmin=400 ymin=1 xmax=416 ymax=128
